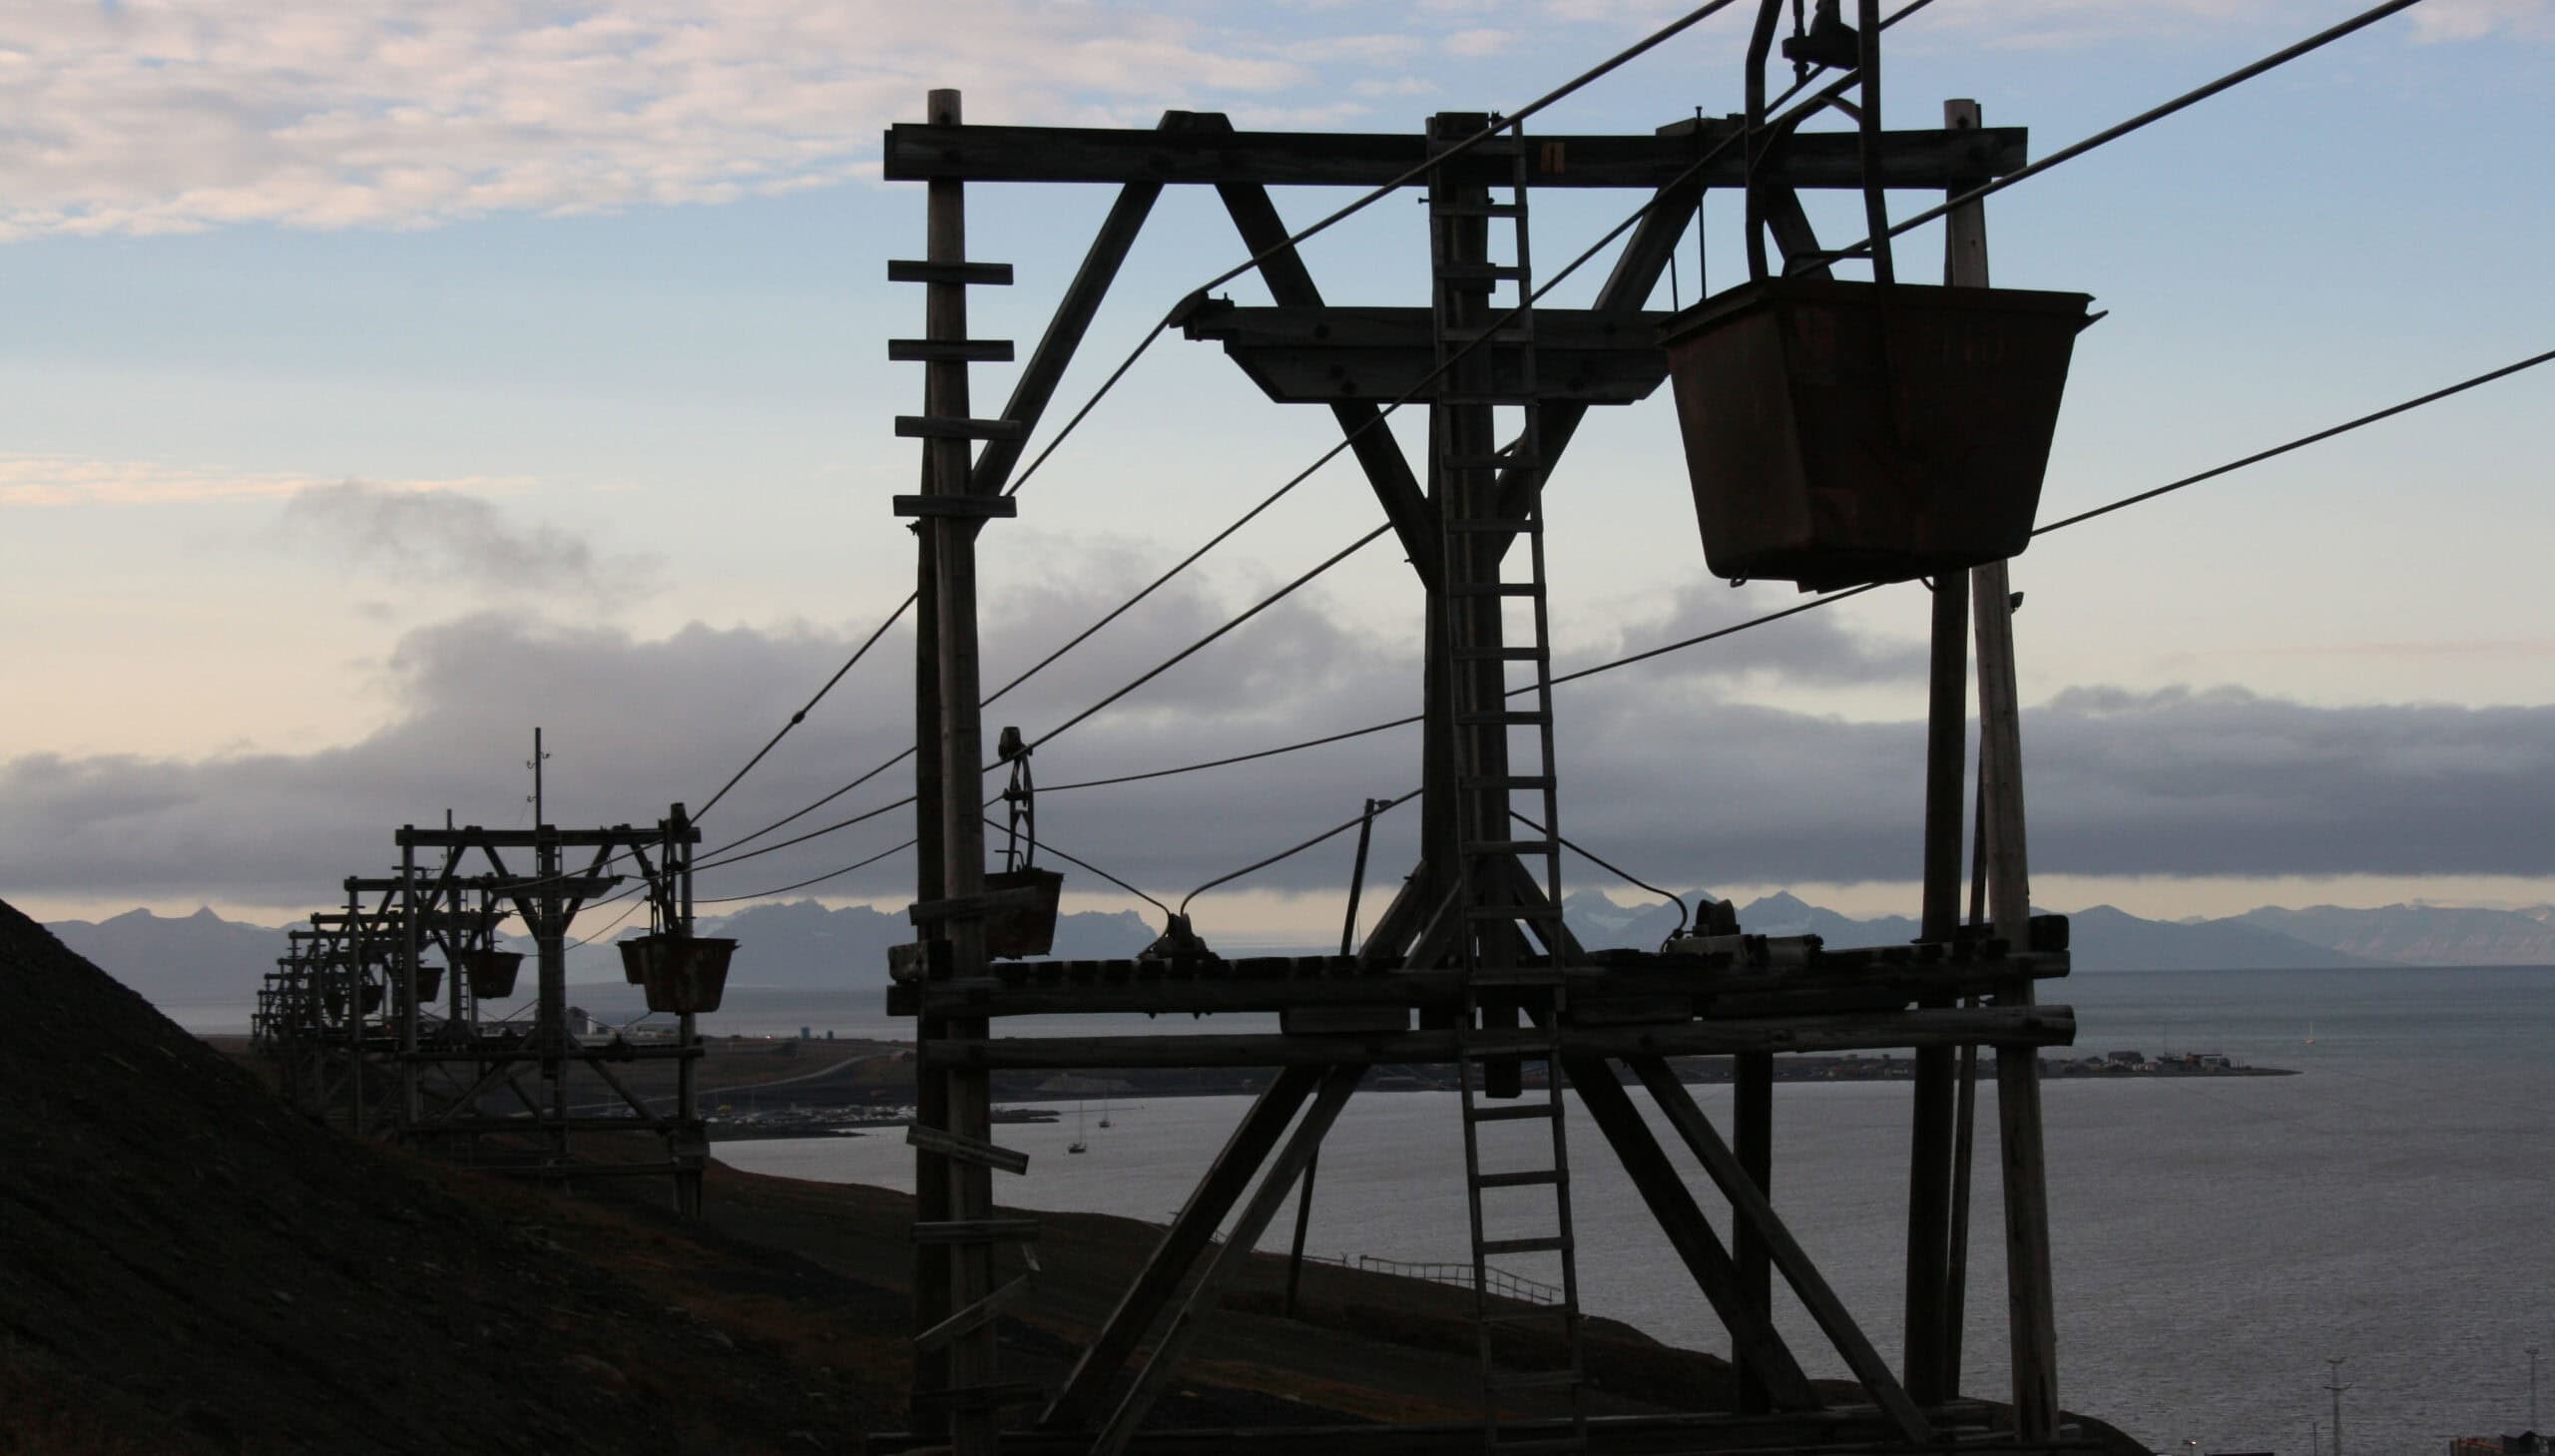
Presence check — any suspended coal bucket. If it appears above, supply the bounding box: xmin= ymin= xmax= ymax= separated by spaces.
xmin=619 ymin=933 xmax=739 ymax=1015
xmin=462 ymin=948 xmax=523 ymax=1000
xmin=1659 ymin=276 xmax=2094 ymax=591
xmin=414 ymin=963 xmax=444 ymax=1003
xmin=984 ymin=868 xmax=1064 ymax=960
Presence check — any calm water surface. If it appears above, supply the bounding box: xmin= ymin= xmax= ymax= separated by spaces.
xmin=720 ymin=967 xmax=2555 ymax=1456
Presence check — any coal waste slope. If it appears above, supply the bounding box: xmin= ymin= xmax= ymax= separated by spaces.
xmin=0 ymin=896 xmax=854 ymax=1456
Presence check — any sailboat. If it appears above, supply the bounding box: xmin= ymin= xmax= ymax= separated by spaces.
xmin=1069 ymin=1101 xmax=1088 ymax=1155
xmin=2304 ymin=1020 xmax=2316 ymax=1047
xmin=1098 ymin=1097 xmax=1113 ymax=1131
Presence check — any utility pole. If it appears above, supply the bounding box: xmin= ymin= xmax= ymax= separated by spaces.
xmin=2325 ymin=1356 xmax=2351 ymax=1456
xmin=528 ymin=727 xmax=549 ymax=824
xmin=2527 ymin=1344 xmax=2540 ymax=1432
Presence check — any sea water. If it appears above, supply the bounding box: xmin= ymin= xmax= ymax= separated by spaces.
xmin=719 ymin=967 xmax=2555 ymax=1455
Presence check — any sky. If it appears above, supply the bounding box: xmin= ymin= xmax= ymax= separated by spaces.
xmin=4 ymin=0 xmax=2553 ymax=945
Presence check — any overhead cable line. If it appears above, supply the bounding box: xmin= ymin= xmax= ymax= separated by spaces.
xmin=1179 ymin=788 xmax=1420 ymax=916
xmin=1510 ymin=808 xmax=1691 ymax=937
xmin=692 ymin=595 xmax=915 ymax=821
xmin=689 ymin=795 xmax=918 ymax=874
xmin=999 ymin=0 xmax=1751 ymax=501
xmin=1034 ymin=344 xmax=2555 ymax=796
xmin=1818 ymin=0 xmax=2429 ymax=265
xmin=694 ymin=838 xmax=918 ymax=905
xmin=976 ymin=816 xmax=1172 ymax=917
xmin=658 ymin=0 xmax=2455 ymax=873
xmin=692 ymin=6 xmax=1933 ymax=856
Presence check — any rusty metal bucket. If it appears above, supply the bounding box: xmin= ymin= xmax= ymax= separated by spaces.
xmin=1659 ymin=276 xmax=2094 ymax=590
xmin=462 ymin=949 xmax=523 ymax=1000
xmin=984 ymin=867 xmax=1064 ymax=960
xmin=394 ymin=963 xmax=445 ymax=1007
xmin=620 ymin=933 xmax=738 ymax=1015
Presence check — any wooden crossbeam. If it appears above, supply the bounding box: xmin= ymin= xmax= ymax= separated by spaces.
xmin=1627 ymin=1057 xmax=1931 ymax=1444
xmin=969 ymin=109 xmax=1192 ymax=497
xmin=1202 ymin=132 xmax=1440 ymax=590
xmin=1045 ymin=1066 xmax=1324 ymax=1426
xmin=883 ymin=123 xmax=2028 ymax=191
xmin=1562 ymin=1056 xmax=1819 ymax=1410
xmin=1092 ymin=1065 xmax=1365 ymax=1456
xmin=906 ymin=1123 xmax=1030 ymax=1176
xmin=913 ymin=1275 xmax=1034 ymax=1354
xmin=924 ymin=1005 xmax=2075 ymax=1069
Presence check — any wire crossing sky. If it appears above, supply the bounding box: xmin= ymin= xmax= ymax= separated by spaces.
xmin=2 ymin=0 xmax=2551 ymax=934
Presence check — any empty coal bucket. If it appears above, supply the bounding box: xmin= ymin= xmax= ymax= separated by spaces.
xmin=413 ymin=964 xmax=445 ymax=1003
xmin=462 ymin=949 xmax=523 ymax=1000
xmin=1660 ymin=276 xmax=2094 ymax=591
xmin=622 ymin=933 xmax=738 ymax=1015
xmin=984 ymin=867 xmax=1064 ymax=960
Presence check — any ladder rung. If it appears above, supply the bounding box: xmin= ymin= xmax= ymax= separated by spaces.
xmin=1460 ymin=774 xmax=1553 ymax=788
xmin=910 ymin=1217 xmax=1040 ymax=1244
xmin=1453 ymin=647 xmax=1546 ymax=663
xmin=1455 ymin=714 xmax=1548 ymax=730
xmin=895 ymin=415 xmax=1027 ymax=441
xmin=1471 ymin=967 xmax=1565 ymax=986
xmin=1446 ymin=520 xmax=1542 ymax=536
xmin=1475 ymin=1168 xmax=1563 ymax=1189
xmin=1483 ymin=1306 xmax=1576 ymax=1328
xmin=1492 ymin=1420 xmax=1584 ymax=1440
xmin=1439 ymin=262 xmax=1528 ymax=282
xmin=1465 ymin=836 xmax=1555 ymax=854
xmin=887 ymin=259 xmax=1015 ymax=285
xmin=1440 ymin=453 xmax=1538 ymax=472
xmin=1449 ymin=583 xmax=1541 ymax=598
xmin=1480 ymin=1234 xmax=1572 ymax=1257
xmin=1432 ymin=201 xmax=1526 ymax=219
xmin=888 ymin=338 xmax=1016 ymax=363
xmin=1468 ymin=1102 xmax=1558 ymax=1123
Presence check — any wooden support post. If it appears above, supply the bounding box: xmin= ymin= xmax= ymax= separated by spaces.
xmin=1732 ymin=1050 xmax=1775 ymax=1414
xmin=1626 ymin=1057 xmax=1931 ymax=1446
xmin=1091 ymin=1066 xmax=1366 ymax=1456
xmin=910 ymin=85 xmax=1002 ymax=1456
xmin=1905 ymin=541 xmax=1969 ymax=1407
xmin=1560 ymin=1057 xmax=1820 ymax=1411
xmin=673 ymin=801 xmax=704 ymax=1218
xmin=399 ymin=838 xmax=420 ymax=1135
xmin=1046 ymin=1066 xmax=1323 ymax=1426
xmin=1948 ymin=96 xmax=2060 ymax=1440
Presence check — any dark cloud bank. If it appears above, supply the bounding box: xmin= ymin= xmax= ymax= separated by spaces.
xmin=7 ymin=571 xmax=2551 ymax=917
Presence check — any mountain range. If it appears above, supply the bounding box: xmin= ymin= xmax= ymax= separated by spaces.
xmin=43 ymin=889 xmax=2555 ymax=1018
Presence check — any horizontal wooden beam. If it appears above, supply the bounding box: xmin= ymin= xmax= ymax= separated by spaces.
xmin=891 ymin=953 xmax=2068 ymax=1020
xmin=395 ymin=827 xmax=696 ymax=848
xmin=922 ymin=1005 xmax=2074 ymax=1069
xmin=1180 ymin=302 xmax=1671 ymax=406
xmin=884 ymin=122 xmax=2028 ymax=192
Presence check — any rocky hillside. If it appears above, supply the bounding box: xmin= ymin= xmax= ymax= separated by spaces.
xmin=0 ymin=894 xmax=868 ymax=1455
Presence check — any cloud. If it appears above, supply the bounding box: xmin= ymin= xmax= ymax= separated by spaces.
xmin=1597 ymin=581 xmax=1928 ymax=687
xmin=10 ymin=557 xmax=2555 ymax=920
xmin=0 ymin=2 xmax=1423 ymax=241
xmin=2408 ymin=0 xmax=2555 ymax=40
xmin=1444 ymin=28 xmax=1516 ymax=57
xmin=0 ymin=455 xmax=520 ymax=508
xmin=280 ymin=479 xmax=630 ymax=593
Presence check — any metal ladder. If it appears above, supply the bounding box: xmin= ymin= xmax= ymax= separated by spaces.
xmin=1426 ymin=115 xmax=1586 ymax=1456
